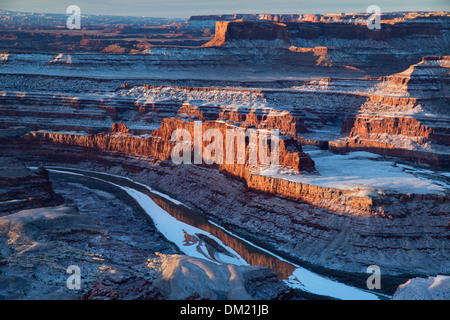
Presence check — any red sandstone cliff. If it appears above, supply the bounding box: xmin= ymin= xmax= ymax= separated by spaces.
xmin=332 ymin=56 xmax=450 ymax=166
xmin=112 ymin=122 xmax=131 ymax=134
xmin=202 ymin=21 xmax=291 ymax=47
xmin=24 ymin=120 xmax=314 ymax=173
xmin=202 ymin=17 xmax=449 ymax=48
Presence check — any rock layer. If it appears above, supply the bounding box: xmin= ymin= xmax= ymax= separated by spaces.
xmin=0 ymin=157 xmax=63 ymax=215
xmin=147 ymin=254 xmax=293 ymax=300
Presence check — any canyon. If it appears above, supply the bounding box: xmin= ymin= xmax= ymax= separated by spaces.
xmin=0 ymin=10 xmax=449 ymax=300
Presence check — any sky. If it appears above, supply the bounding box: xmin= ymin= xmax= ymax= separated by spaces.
xmin=1 ymin=0 xmax=449 ymax=19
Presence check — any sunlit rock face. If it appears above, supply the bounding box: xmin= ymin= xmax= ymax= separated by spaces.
xmin=202 ymin=21 xmax=291 ymax=47
xmin=0 ymin=157 xmax=63 ymax=215
xmin=331 ymin=56 xmax=450 ymax=167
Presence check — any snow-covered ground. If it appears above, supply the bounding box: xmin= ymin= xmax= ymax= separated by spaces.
xmin=37 ymin=130 xmax=90 ymax=136
xmin=259 ymin=147 xmax=449 ymax=194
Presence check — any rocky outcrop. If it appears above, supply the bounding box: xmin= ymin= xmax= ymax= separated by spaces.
xmin=111 ymin=122 xmax=130 ymax=134
xmin=392 ymin=275 xmax=450 ymax=300
xmin=335 ymin=115 xmax=447 ymax=164
xmin=203 ymin=16 xmax=449 ymax=48
xmin=372 ymin=56 xmax=450 ymax=99
xmin=23 ymin=119 xmax=315 ymax=173
xmin=342 ymin=116 xmax=434 ymax=139
xmin=219 ymin=108 xmax=309 ymax=136
xmin=22 ymin=130 xmax=174 ymax=163
xmin=202 ymin=21 xmax=291 ymax=47
xmin=81 ymin=276 xmax=164 ymax=300
xmin=144 ymin=254 xmax=294 ymax=300
xmin=153 ymin=118 xmax=315 ymax=171
xmin=0 ymin=157 xmax=63 ymax=215
xmin=333 ymin=56 xmax=450 ymax=166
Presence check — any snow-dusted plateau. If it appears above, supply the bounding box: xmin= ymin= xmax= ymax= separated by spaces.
xmin=0 ymin=10 xmax=449 ymax=300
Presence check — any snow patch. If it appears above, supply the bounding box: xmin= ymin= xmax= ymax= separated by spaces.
xmin=0 ymin=53 xmax=9 ymax=62
xmin=259 ymin=149 xmax=448 ymax=194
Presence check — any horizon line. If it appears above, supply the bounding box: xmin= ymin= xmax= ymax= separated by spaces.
xmin=1 ymin=8 xmax=449 ymax=20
